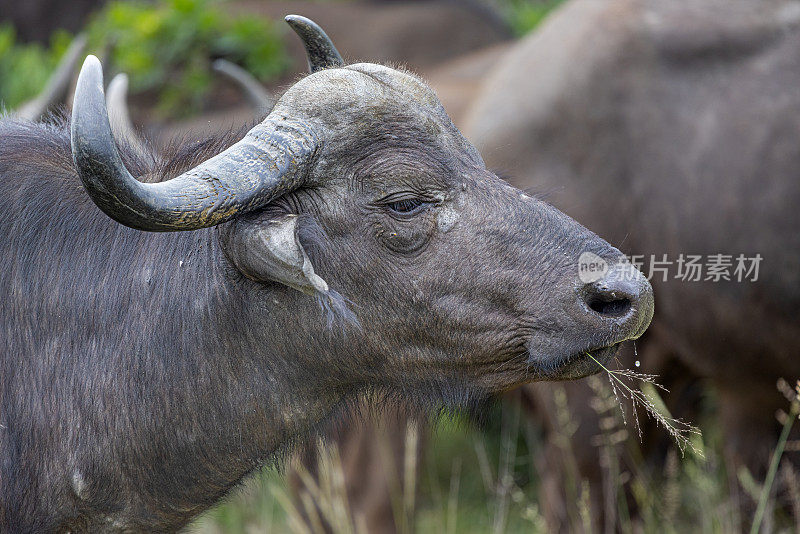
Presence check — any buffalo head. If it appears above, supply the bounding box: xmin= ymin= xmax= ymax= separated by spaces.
xmin=70 ymin=16 xmax=653 ymax=402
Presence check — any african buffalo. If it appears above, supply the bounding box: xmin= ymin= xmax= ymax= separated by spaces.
xmin=465 ymin=0 xmax=800 ymax=526
xmin=0 ymin=16 xmax=653 ymax=531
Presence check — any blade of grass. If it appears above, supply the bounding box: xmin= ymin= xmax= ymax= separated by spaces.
xmin=750 ymin=384 xmax=800 ymax=534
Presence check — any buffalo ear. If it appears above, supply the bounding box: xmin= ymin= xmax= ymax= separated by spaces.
xmin=222 ymin=214 xmax=329 ymax=296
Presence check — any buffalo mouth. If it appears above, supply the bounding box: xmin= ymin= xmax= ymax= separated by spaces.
xmin=473 ymin=341 xmax=626 ymax=391
xmin=546 ymin=341 xmax=624 ymax=381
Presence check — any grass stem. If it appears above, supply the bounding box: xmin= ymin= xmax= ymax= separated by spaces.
xmin=750 ymin=392 xmax=800 ymax=534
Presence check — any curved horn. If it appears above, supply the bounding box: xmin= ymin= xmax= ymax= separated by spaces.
xmin=105 ymin=73 xmax=149 ymax=158
xmin=285 ymin=15 xmax=344 ymax=73
xmin=16 ymin=34 xmax=87 ymax=121
xmin=212 ymin=59 xmax=273 ymax=113
xmin=71 ymin=55 xmax=318 ymax=232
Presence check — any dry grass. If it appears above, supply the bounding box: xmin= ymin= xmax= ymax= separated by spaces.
xmin=586 ymin=352 xmax=703 ymax=456
xmin=192 ymin=378 xmax=800 ymax=534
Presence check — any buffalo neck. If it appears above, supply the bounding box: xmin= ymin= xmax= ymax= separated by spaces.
xmin=111 ymin=225 xmax=348 ymax=511
xmin=11 ymin=212 xmax=344 ymax=524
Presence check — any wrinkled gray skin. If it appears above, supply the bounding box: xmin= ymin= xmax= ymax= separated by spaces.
xmin=0 ymin=58 xmax=652 ymax=530
xmin=466 ymin=0 xmax=800 ymax=519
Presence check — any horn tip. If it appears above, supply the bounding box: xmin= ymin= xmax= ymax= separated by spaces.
xmin=108 ymin=72 xmax=128 ymax=89
xmin=73 ymin=55 xmax=109 ymax=140
xmin=283 ymin=14 xmax=344 ymax=73
xmin=83 ymin=54 xmax=102 ymax=71
xmin=109 ymin=72 xmax=128 ymax=85
xmin=76 ymin=55 xmax=105 ymax=99
xmin=79 ymin=55 xmax=105 ymax=86
xmin=284 ymin=14 xmax=318 ymax=33
xmin=284 ymin=14 xmax=305 ymax=25
xmin=106 ymin=73 xmax=129 ymax=104
xmin=211 ymin=58 xmax=232 ymax=73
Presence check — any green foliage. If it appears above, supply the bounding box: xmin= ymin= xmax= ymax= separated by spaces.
xmin=86 ymin=0 xmax=288 ymax=118
xmin=0 ymin=26 xmax=72 ymax=110
xmin=500 ymin=0 xmax=566 ymax=36
xmin=0 ymin=0 xmax=288 ymax=119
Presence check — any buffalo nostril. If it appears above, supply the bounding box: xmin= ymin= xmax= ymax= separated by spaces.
xmin=580 ymin=260 xmax=654 ymax=338
xmin=582 ymin=261 xmax=646 ymax=321
xmin=586 ymin=293 xmax=632 ymax=317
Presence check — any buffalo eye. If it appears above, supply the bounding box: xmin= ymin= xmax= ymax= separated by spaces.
xmin=386 ymin=198 xmax=426 ymax=215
